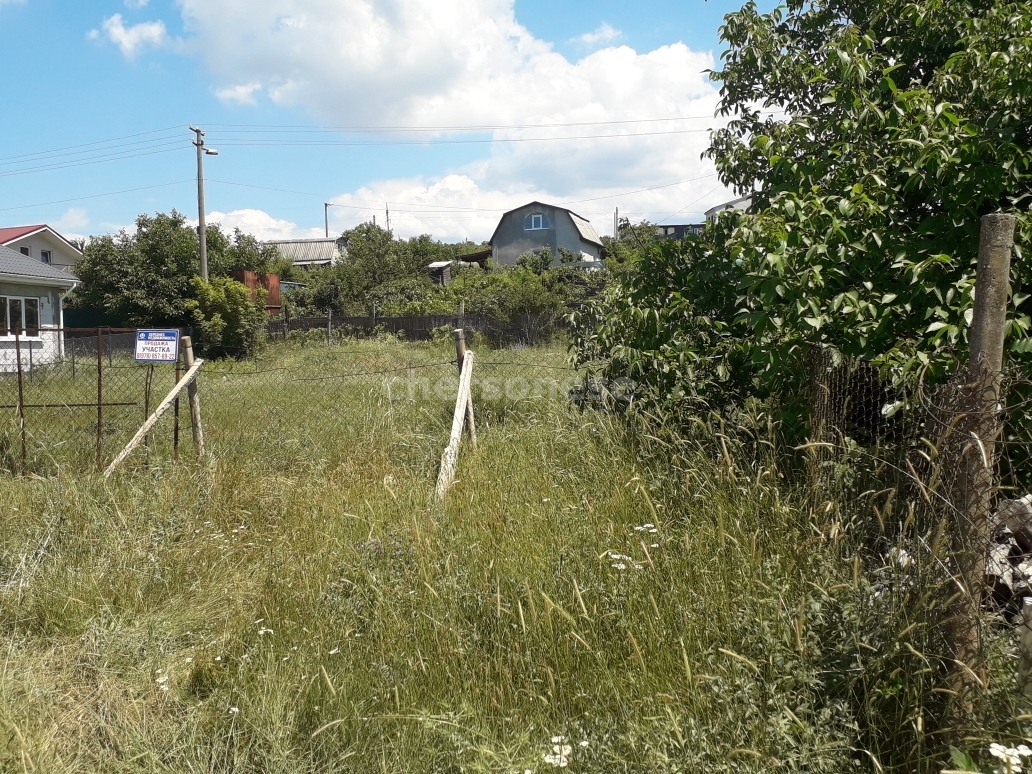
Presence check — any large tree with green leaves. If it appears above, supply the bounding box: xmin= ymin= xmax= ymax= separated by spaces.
xmin=574 ymin=0 xmax=1032 ymax=421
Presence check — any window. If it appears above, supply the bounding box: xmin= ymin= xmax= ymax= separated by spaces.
xmin=19 ymin=246 xmax=30 ymax=256
xmin=523 ymin=212 xmax=550 ymax=230
xmin=0 ymin=296 xmax=41 ymax=336
xmin=40 ymin=250 xmax=52 ymax=264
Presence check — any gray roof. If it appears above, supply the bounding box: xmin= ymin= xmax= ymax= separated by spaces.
xmin=489 ymin=201 xmax=604 ymax=247
xmin=569 ymin=212 xmax=603 ymax=247
xmin=266 ymin=238 xmax=345 ymax=266
xmin=704 ymin=195 xmax=752 ymax=220
xmin=0 ymin=245 xmax=78 ymax=286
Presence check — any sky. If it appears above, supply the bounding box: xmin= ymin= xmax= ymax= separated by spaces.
xmin=0 ymin=0 xmax=773 ymax=243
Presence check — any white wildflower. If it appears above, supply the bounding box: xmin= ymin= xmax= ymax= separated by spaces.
xmin=579 ymin=740 xmax=589 ymax=747
xmin=229 ymin=706 xmax=239 ymax=715
xmin=990 ymin=742 xmax=1031 ymax=773
xmin=611 ymin=562 xmax=626 ymax=570
xmin=155 ymin=674 xmax=169 ymax=691
xmin=258 ymin=627 xmax=274 ymax=635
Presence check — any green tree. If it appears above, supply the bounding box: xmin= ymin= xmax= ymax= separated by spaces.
xmin=74 ymin=211 xmax=199 ymax=327
xmin=575 ymin=0 xmax=1032 ymax=421
xmin=187 ymin=276 xmax=267 ymax=357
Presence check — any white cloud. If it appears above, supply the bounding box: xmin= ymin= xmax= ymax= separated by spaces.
xmin=206 ymin=209 xmax=323 ymax=240
xmin=215 ymin=82 xmax=263 ymax=105
xmin=54 ymin=207 xmax=90 ymax=232
xmin=0 ymin=0 xmax=27 ymax=6
xmin=573 ymin=23 xmax=621 ymax=47
xmin=169 ymin=0 xmax=734 ymax=238
xmin=124 ymin=0 xmax=150 ymax=8
xmin=90 ymin=13 xmax=168 ymax=59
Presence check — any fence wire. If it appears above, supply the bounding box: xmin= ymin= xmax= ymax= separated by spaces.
xmin=0 ymin=320 xmax=575 ymax=475
xmin=804 ymin=344 xmax=1032 ymax=700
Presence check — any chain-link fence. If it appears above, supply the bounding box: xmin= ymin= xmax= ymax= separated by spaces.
xmin=0 ymin=321 xmax=576 ymax=476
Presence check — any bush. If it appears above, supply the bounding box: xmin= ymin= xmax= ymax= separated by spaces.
xmin=188 ymin=277 xmax=267 ymax=358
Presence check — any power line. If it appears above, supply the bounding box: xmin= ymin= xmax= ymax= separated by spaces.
xmin=210 ymin=127 xmax=716 ymax=148
xmin=204 ymin=111 xmax=784 ymax=133
xmin=0 ymin=144 xmax=185 ymax=179
xmin=0 ymin=125 xmax=183 ymax=165
xmin=0 ymin=180 xmax=194 ymax=213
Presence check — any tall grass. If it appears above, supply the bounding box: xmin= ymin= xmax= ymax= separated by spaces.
xmin=0 ymin=339 xmax=1024 ymax=772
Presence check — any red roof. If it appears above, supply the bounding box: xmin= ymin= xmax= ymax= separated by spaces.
xmin=0 ymin=224 xmax=82 ymax=255
xmin=0 ymin=225 xmax=47 ymax=244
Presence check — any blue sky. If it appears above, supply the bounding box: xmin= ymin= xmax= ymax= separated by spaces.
xmin=0 ymin=0 xmax=772 ymax=242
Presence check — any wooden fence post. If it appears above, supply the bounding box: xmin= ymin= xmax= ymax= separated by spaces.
xmin=453 ymin=328 xmax=476 ymax=448
xmin=182 ymin=336 xmax=206 ymax=458
xmin=952 ymin=212 xmax=1016 ymax=699
xmin=437 ymin=351 xmax=475 ymax=498
xmin=173 ymin=356 xmax=181 ymax=460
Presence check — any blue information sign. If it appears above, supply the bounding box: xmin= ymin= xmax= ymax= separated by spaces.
xmin=134 ymin=329 xmax=180 ymax=362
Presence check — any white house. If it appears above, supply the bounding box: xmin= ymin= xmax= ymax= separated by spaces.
xmin=0 ymin=245 xmax=78 ymax=373
xmin=0 ymin=224 xmax=83 ymax=274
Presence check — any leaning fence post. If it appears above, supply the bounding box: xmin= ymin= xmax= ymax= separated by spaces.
xmin=453 ymin=328 xmax=476 ymax=448
xmin=952 ymin=212 xmax=1016 ymax=699
xmin=182 ymin=336 xmax=205 ymax=458
xmin=437 ymin=350 xmax=476 ymax=498
xmin=327 ymin=309 xmax=333 ymax=345
xmin=14 ymin=331 xmax=26 ymax=470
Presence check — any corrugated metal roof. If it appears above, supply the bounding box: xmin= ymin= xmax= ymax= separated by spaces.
xmin=427 ymin=261 xmax=452 ymax=269
xmin=569 ymin=213 xmax=603 ymax=246
xmin=266 ymin=238 xmax=344 ymax=266
xmin=0 ymin=245 xmax=78 ymax=285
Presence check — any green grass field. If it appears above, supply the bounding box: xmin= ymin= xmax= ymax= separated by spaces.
xmin=0 ymin=337 xmax=1022 ymax=772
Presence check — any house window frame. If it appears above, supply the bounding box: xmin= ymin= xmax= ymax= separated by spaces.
xmin=523 ymin=212 xmax=550 ymax=231
xmin=19 ymin=246 xmax=30 ymax=257
xmin=0 ymin=295 xmax=43 ymax=340
xmin=40 ymin=250 xmax=52 ymax=264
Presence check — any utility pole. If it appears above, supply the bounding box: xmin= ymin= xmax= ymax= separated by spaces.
xmin=614 ymin=207 xmax=619 ymax=240
xmin=190 ymin=126 xmax=218 ymax=282
xmin=325 ymin=202 xmax=331 ymax=238
xmin=386 ymin=202 xmax=391 ymax=233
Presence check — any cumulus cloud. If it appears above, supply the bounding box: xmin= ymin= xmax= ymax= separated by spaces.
xmin=573 ymin=23 xmax=621 ymax=47
xmin=166 ymin=0 xmax=733 ymax=238
xmin=89 ymin=13 xmax=168 ymax=59
xmin=54 ymin=207 xmax=90 ymax=233
xmin=215 ymin=82 xmax=263 ymax=105
xmin=206 ymin=209 xmax=323 ymax=240
xmin=124 ymin=0 xmax=150 ymax=8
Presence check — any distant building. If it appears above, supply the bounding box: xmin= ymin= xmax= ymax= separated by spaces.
xmin=427 ymin=261 xmax=452 ymax=286
xmin=655 ymin=223 xmax=705 ymax=240
xmin=704 ymin=195 xmax=752 ymax=221
xmin=0 ymin=244 xmax=78 ymax=372
xmin=0 ymin=224 xmax=83 ymax=274
xmin=266 ymin=236 xmax=347 ymax=268
xmin=489 ymin=202 xmax=603 ymax=265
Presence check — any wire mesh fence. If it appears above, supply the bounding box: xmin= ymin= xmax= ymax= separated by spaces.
xmin=0 ymin=322 xmax=576 ymax=476
xmin=804 ymin=344 xmax=1032 ymax=699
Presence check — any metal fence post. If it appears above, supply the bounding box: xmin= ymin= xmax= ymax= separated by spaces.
xmin=953 ymin=212 xmax=1016 ymax=698
xmin=14 ymin=331 xmax=26 ymax=470
xmin=96 ymin=328 xmax=104 ymax=470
